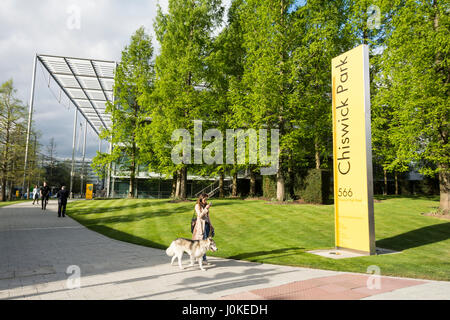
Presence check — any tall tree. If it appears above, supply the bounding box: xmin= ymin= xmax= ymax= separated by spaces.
xmin=293 ymin=0 xmax=353 ymax=172
xmin=372 ymin=94 xmax=410 ymax=195
xmin=206 ymin=0 xmax=246 ymax=197
xmin=349 ymin=0 xmax=410 ymax=196
xmin=146 ymin=0 xmax=224 ymax=199
xmin=233 ymin=0 xmax=307 ymax=201
xmin=0 ymin=80 xmax=27 ymax=201
xmin=9 ymin=121 xmax=28 ymax=199
xmin=377 ymin=0 xmax=449 ymax=212
xmin=92 ymin=27 xmax=155 ymax=198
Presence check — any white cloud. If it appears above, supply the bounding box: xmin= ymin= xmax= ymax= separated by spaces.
xmin=0 ymin=0 xmax=232 ymax=161
xmin=0 ymin=0 xmax=169 ymax=159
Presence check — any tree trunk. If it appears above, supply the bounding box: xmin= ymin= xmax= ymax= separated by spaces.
xmin=8 ymin=179 xmax=13 ymax=201
xmin=129 ymin=128 xmax=138 ymax=198
xmin=288 ymin=166 xmax=295 ymax=200
xmin=175 ymin=169 xmax=181 ymax=198
xmin=1 ymin=121 xmax=10 ymax=202
xmin=314 ymin=140 xmax=321 ymax=169
xmin=438 ymin=163 xmax=449 ymax=214
xmin=219 ymin=172 xmax=224 ymax=198
xmin=171 ymin=171 xmax=177 ymax=198
xmin=395 ymin=172 xmax=399 ymax=195
xmin=129 ymin=170 xmax=135 ymax=198
xmin=383 ymin=168 xmax=388 ymax=196
xmin=276 ymin=166 xmax=285 ymax=202
xmin=9 ymin=159 xmax=15 ymax=200
xmin=179 ymin=167 xmax=187 ymax=200
xmin=232 ymin=171 xmax=238 ymax=197
xmin=135 ymin=178 xmax=138 ymax=198
xmin=0 ymin=178 xmax=6 ymax=202
xmin=249 ymin=169 xmax=256 ymax=197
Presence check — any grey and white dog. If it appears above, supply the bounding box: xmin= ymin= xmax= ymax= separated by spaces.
xmin=166 ymin=237 xmax=218 ymax=271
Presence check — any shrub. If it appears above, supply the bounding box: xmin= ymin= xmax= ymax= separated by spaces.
xmin=291 ymin=169 xmax=330 ymax=204
xmin=263 ymin=169 xmax=330 ymax=204
xmin=262 ymin=175 xmax=277 ymax=199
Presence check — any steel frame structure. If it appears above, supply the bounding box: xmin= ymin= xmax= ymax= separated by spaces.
xmin=22 ymin=54 xmax=116 ymax=198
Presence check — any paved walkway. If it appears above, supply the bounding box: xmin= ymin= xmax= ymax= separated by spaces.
xmin=0 ymin=201 xmax=448 ymax=300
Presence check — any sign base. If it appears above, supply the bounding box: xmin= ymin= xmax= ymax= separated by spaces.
xmin=307 ymin=247 xmax=400 ymax=260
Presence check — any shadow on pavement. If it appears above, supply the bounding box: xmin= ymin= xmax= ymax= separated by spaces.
xmin=128 ymin=262 xmax=300 ymax=299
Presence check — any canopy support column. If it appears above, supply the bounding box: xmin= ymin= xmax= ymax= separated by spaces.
xmin=106 ymin=142 xmax=112 ymax=198
xmin=22 ymin=54 xmax=37 ymax=198
xmin=80 ymin=118 xmax=87 ymax=197
xmin=69 ymin=108 xmax=78 ymax=199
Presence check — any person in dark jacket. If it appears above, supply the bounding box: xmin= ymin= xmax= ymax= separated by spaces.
xmin=56 ymin=186 xmax=69 ymax=218
xmin=40 ymin=182 xmax=50 ymax=211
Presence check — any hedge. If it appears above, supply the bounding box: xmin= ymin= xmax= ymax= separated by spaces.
xmin=296 ymin=169 xmax=330 ymax=204
xmin=263 ymin=169 xmax=331 ymax=204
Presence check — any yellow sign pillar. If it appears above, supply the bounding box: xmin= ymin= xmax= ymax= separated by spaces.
xmin=331 ymin=44 xmax=375 ymax=255
xmin=86 ymin=184 xmax=93 ymax=200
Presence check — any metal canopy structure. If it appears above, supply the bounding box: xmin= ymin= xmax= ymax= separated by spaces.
xmin=37 ymin=54 xmax=116 ymax=135
xmin=23 ymin=54 xmax=117 ymax=198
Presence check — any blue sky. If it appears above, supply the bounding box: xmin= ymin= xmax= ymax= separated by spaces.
xmin=290 ymin=0 xmax=307 ymax=12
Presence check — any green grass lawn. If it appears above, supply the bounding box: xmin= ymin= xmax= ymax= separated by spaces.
xmin=67 ymin=196 xmax=450 ymax=281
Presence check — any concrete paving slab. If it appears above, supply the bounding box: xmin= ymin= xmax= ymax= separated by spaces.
xmin=362 ymin=281 xmax=450 ymax=300
xmin=308 ymin=247 xmax=400 ymax=259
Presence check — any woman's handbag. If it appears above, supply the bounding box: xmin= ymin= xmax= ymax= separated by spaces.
xmin=190 ymin=211 xmax=197 ymax=233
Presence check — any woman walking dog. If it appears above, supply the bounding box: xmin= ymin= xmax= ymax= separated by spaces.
xmin=192 ymin=193 xmax=215 ymax=264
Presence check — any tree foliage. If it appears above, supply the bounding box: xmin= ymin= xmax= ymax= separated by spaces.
xmin=140 ymin=0 xmax=224 ymax=199
xmin=375 ymin=0 xmax=449 ymax=211
xmin=93 ymin=27 xmax=155 ymax=198
xmin=94 ymin=0 xmax=449 ymax=209
xmin=0 ymin=80 xmax=28 ymax=200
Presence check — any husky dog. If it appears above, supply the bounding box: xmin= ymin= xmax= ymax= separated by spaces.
xmin=166 ymin=237 xmax=218 ymax=271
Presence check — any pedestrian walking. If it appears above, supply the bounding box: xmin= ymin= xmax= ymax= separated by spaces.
xmin=32 ymin=185 xmax=40 ymax=205
xmin=56 ymin=186 xmax=69 ymax=218
xmin=192 ymin=193 xmax=215 ymax=264
xmin=40 ymin=182 xmax=50 ymax=211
